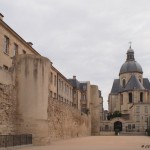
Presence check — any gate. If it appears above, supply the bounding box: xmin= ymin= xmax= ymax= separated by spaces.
xmin=0 ymin=134 xmax=32 ymax=148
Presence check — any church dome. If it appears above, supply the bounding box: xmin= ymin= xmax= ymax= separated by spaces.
xmin=127 ymin=47 xmax=134 ymax=53
xmin=119 ymin=46 xmax=143 ymax=75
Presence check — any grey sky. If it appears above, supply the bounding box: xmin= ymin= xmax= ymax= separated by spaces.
xmin=1 ymin=0 xmax=150 ymax=109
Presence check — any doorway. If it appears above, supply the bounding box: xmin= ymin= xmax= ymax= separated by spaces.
xmin=114 ymin=121 xmax=122 ymax=131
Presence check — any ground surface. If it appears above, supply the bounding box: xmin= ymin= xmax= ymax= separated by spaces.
xmin=19 ymin=136 xmax=150 ymax=150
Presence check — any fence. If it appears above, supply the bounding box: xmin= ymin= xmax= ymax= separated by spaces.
xmin=0 ymin=134 xmax=32 ymax=148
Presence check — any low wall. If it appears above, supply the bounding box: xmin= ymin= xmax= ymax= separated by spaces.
xmin=48 ymin=98 xmax=91 ymax=141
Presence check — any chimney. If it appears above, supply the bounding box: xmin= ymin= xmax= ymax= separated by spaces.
xmin=27 ymin=42 xmax=33 ymax=47
xmin=0 ymin=13 xmax=4 ymax=20
xmin=73 ymin=76 xmax=76 ymax=79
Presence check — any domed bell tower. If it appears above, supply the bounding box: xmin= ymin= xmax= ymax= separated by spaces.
xmin=119 ymin=46 xmax=143 ymax=88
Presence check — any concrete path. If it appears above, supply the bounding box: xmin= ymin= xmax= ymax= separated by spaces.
xmin=18 ymin=136 xmax=150 ymax=150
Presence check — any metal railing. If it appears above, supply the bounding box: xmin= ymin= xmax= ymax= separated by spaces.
xmin=0 ymin=134 xmax=32 ymax=148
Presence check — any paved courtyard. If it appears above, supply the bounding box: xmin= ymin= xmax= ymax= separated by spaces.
xmin=19 ymin=136 xmax=150 ymax=150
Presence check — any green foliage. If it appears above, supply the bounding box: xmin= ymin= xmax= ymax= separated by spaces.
xmin=107 ymin=111 xmax=122 ymax=120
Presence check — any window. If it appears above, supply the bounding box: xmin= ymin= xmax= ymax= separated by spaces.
xmin=82 ymin=104 xmax=87 ymax=107
xmin=83 ymin=85 xmax=87 ymax=91
xmin=67 ymin=85 xmax=69 ymax=95
xmin=83 ymin=95 xmax=86 ymax=100
xmin=128 ymin=124 xmax=131 ymax=129
xmin=120 ymin=94 xmax=123 ymax=105
xmin=59 ymin=79 xmax=61 ymax=89
xmin=145 ymin=116 xmax=148 ymax=122
xmin=14 ymin=43 xmax=18 ymax=56
xmin=105 ymin=125 xmax=109 ymax=130
xmin=4 ymin=36 xmax=9 ymax=54
xmin=54 ymin=93 xmax=56 ymax=98
xmin=54 ymin=75 xmax=57 ymax=86
xmin=129 ymin=93 xmax=132 ymax=103
xmin=60 ymin=80 xmax=62 ymax=89
xmin=23 ymin=50 xmax=26 ymax=54
xmin=73 ymin=91 xmax=76 ymax=99
xmin=70 ymin=88 xmax=72 ymax=97
xmin=3 ymin=65 xmax=8 ymax=70
xmin=145 ymin=106 xmax=148 ymax=113
xmin=136 ymin=106 xmax=140 ymax=113
xmin=136 ymin=115 xmax=140 ymax=122
xmin=82 ymin=94 xmax=86 ymax=100
xmin=62 ymin=81 xmax=63 ymax=91
xmin=132 ymin=124 xmax=135 ymax=129
xmin=50 ymin=72 xmax=53 ymax=83
xmin=122 ymin=79 xmax=126 ymax=88
xmin=139 ymin=79 xmax=141 ymax=82
xmin=140 ymin=92 xmax=143 ymax=102
xmin=65 ymin=84 xmax=66 ymax=93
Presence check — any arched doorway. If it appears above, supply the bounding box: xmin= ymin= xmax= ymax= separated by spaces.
xmin=114 ymin=121 xmax=122 ymax=131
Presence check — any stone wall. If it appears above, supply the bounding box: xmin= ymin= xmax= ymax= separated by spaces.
xmin=48 ymin=98 xmax=91 ymax=141
xmin=0 ymin=83 xmax=16 ymax=134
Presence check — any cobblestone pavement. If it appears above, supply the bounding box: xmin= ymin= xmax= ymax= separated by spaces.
xmin=18 ymin=136 xmax=150 ymax=150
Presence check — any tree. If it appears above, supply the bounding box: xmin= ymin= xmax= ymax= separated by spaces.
xmin=107 ymin=111 xmax=122 ymax=120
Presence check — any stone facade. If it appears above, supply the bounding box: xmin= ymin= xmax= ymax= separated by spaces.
xmin=102 ymin=47 xmax=150 ymax=133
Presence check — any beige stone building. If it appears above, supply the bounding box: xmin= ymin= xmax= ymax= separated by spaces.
xmin=0 ymin=13 xmax=103 ymax=144
xmin=69 ymin=77 xmax=103 ymax=135
xmin=101 ymin=46 xmax=150 ymax=133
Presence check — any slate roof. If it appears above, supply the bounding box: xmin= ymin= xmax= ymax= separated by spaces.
xmin=119 ymin=47 xmax=143 ymax=75
xmin=68 ymin=79 xmax=80 ymax=89
xmin=119 ymin=61 xmax=143 ymax=75
xmin=143 ymin=78 xmax=150 ymax=90
xmin=110 ymin=79 xmax=123 ymax=94
xmin=124 ymin=75 xmax=145 ymax=91
xmin=68 ymin=78 xmax=88 ymax=91
xmin=110 ymin=76 xmax=150 ymax=94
